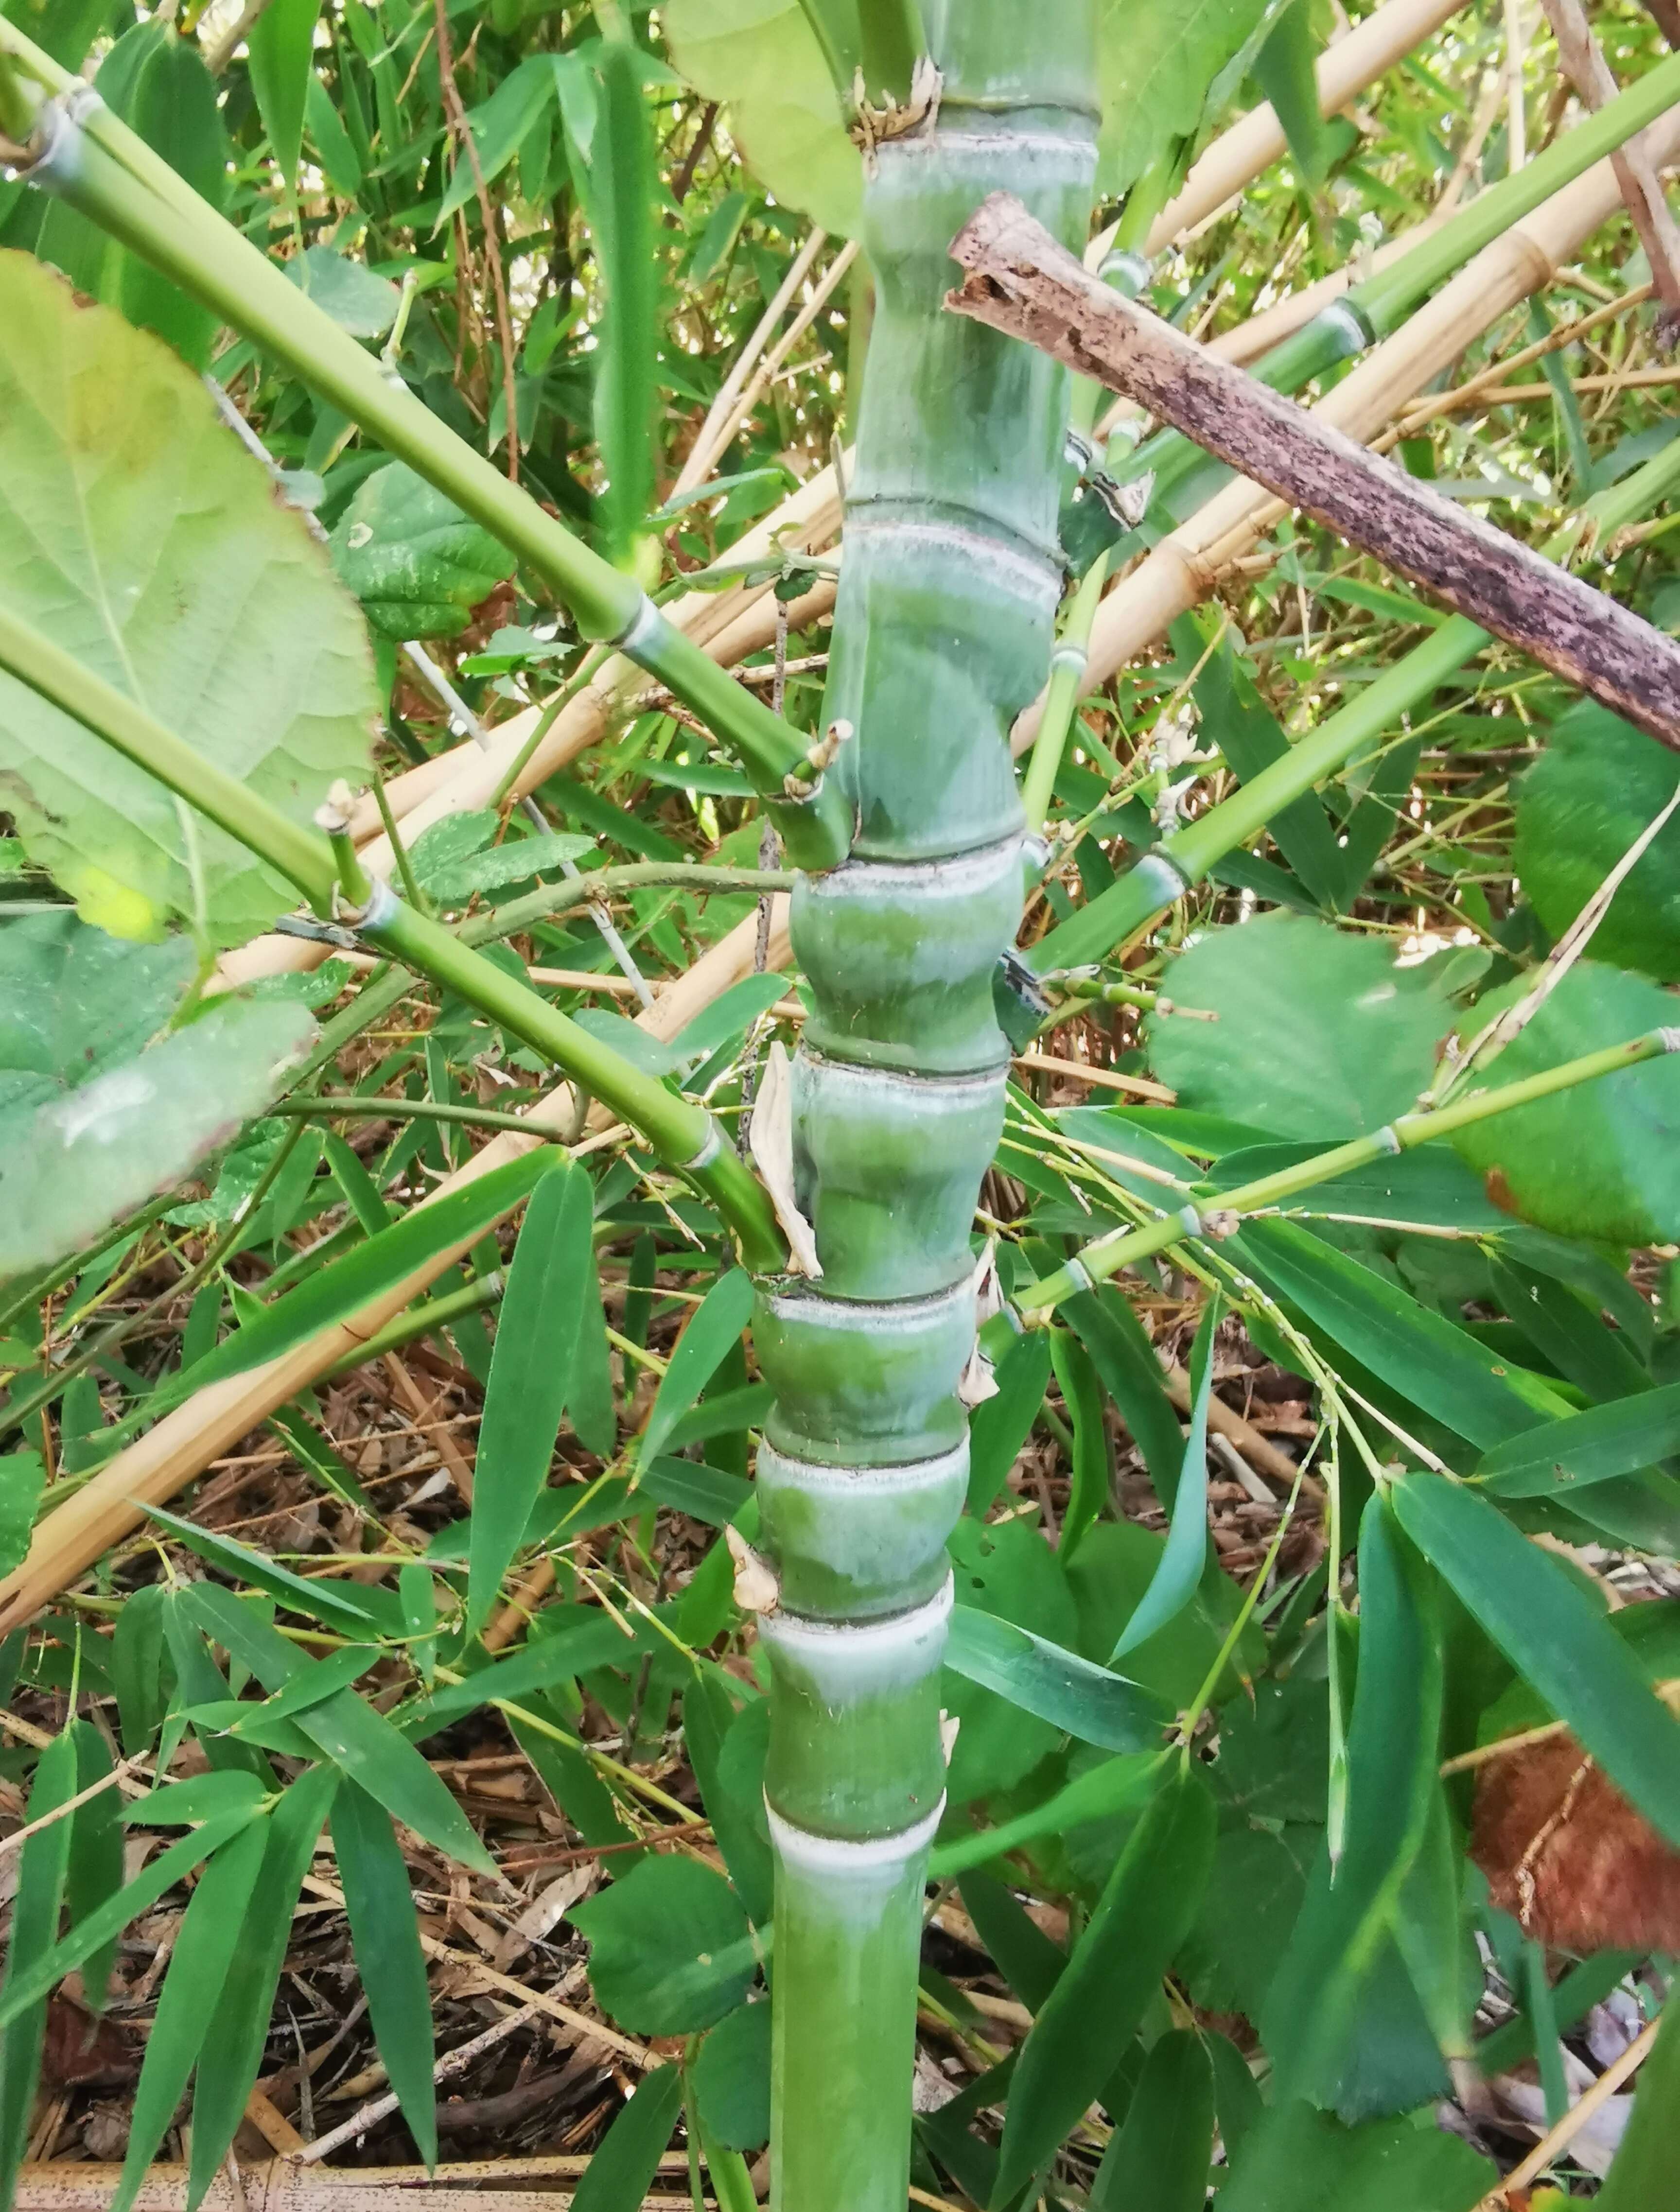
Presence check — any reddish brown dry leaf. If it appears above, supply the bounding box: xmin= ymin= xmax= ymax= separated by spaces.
xmin=1472 ymin=1733 xmax=1680 ymax=1951
xmin=41 ymin=1996 xmax=139 ymax=2089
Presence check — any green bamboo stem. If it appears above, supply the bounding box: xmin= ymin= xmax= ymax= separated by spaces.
xmin=1120 ymin=49 xmax=1680 ymax=511
xmin=745 ymin=12 xmax=1100 ymax=2208
xmin=1032 ymin=422 xmax=1680 ymax=975
xmin=856 ymin=0 xmax=926 ymax=102
xmin=1011 ymin=1026 xmax=1680 ymax=1322
xmin=0 ymin=20 xmax=851 ymax=873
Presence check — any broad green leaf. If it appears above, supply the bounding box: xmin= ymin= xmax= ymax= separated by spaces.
xmin=0 ymin=1803 xmax=263 ymax=2035
xmin=945 ymin=1605 xmax=1172 ymax=1754
xmin=183 ymin=1585 xmax=497 ymax=1875
xmin=635 ymin=1269 xmax=755 ymax=1474
xmin=1097 ymin=0 xmax=1277 ymax=197
xmin=187 ymin=1765 xmax=339 ymax=2212
xmin=286 ymin=246 xmax=400 ymax=339
xmin=573 ymin=1855 xmax=755 ymax=2034
xmin=1146 ymin=915 xmax=1448 ymax=1140
xmin=328 ymin=464 xmax=518 ymax=640
xmin=144 ymin=1503 xmax=384 ymax=1636
xmin=1089 ymin=2029 xmax=1214 ymax=2212
xmin=1068 ymin=1520 xmax=1262 ymax=1711
xmin=1112 ymin=1295 xmax=1219 ymax=1659
xmin=33 ymin=25 xmax=229 ymax=368
xmin=569 ymin=42 xmax=658 ymax=556
xmin=1448 ymin=963 xmax=1680 ymax=1243
xmin=247 ymin=0 xmax=323 ymax=193
xmin=109 ymin=1818 xmax=269 ymax=2212
xmin=1237 ymin=1219 xmax=1570 ymax=1448
xmin=1594 ymin=1992 xmax=1680 ymax=2212
xmin=967 ymin=1330 xmax=1051 ymax=1514
xmin=1193 ymin=640 xmax=1347 ymax=909
xmin=571 ymin=2062 xmax=685 ymax=2212
xmin=157 ymin=1149 xmax=562 ymax=1412
xmin=993 ymin=1768 xmax=1215 ymax=2204
xmin=0 ymin=1732 xmax=76 ymax=2197
xmin=0 ymin=252 xmax=374 ymax=945
xmin=0 ymin=1448 xmax=43 ymax=1577
xmin=1476 ymin=1377 xmax=1680 ymax=1497
xmin=435 ymin=55 xmax=559 ymax=231
xmin=1391 ymin=1472 xmax=1680 ymax=1847
xmin=468 ymin=1160 xmax=594 ymax=1633
xmin=664 ymin=0 xmax=861 ymax=234
xmin=1514 ymin=703 xmax=1680 ymax=984
xmin=333 ymin=1781 xmax=438 ymax=2168
xmin=0 ymin=913 xmax=315 ymax=1282
xmin=67 ymin=1721 xmax=124 ymax=2012
xmin=1049 ymin=1327 xmax=1109 ymax=1561
xmin=1262 ymin=1497 xmax=1442 ymax=2103
xmin=1218 ymin=2100 xmax=1495 ymax=2212
xmin=694 ymin=2003 xmax=772 ymax=2153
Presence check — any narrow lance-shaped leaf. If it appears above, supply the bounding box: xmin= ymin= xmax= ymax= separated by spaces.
xmin=1475 ymin=1376 xmax=1680 ymax=1498
xmin=1391 ymin=1470 xmax=1680 ymax=1847
xmin=0 ymin=1732 xmax=77 ymax=2200
xmin=1112 ymin=1294 xmax=1220 ymax=1661
xmin=635 ymin=1269 xmax=756 ymax=1476
xmin=1088 ymin=2029 xmax=1215 ymax=2212
xmin=67 ymin=1720 xmax=124 ymax=2012
xmin=247 ymin=0 xmax=324 ymax=196
xmin=944 ymin=1606 xmax=1172 ymax=1753
xmin=468 ymin=1159 xmax=593 ymax=1635
xmin=108 ymin=1817 xmax=271 ymax=2212
xmin=1261 ymin=1493 xmax=1444 ymax=2103
xmin=1049 ymin=1326 xmax=1110 ymax=1562
xmin=333 ymin=1781 xmax=438 ymax=2168
xmin=993 ymin=1765 xmax=1215 ymax=2206
xmin=570 ymin=2062 xmax=685 ymax=2212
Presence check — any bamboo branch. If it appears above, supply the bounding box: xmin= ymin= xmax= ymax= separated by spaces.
xmin=949 ymin=193 xmax=1680 ymax=752
xmin=1538 ymin=0 xmax=1680 ymax=327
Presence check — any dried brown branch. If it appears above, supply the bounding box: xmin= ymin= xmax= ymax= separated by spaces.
xmin=946 ymin=193 xmax=1680 ymax=754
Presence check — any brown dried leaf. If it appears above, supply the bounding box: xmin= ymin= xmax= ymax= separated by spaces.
xmin=1471 ymin=1732 xmax=1680 ymax=1950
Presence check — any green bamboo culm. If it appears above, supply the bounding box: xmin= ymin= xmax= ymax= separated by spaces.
xmin=750 ymin=9 xmax=1098 ymax=2207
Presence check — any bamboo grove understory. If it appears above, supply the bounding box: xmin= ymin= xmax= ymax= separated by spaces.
xmin=2 ymin=0 xmax=1680 ymax=2208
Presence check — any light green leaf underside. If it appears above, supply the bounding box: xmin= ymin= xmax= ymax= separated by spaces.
xmin=0 ymin=912 xmax=315 ymax=1282
xmin=0 ymin=251 xmax=375 ymax=949
xmin=663 ymin=0 xmax=861 ymax=237
xmin=1098 ymin=0 xmax=1280 ymax=197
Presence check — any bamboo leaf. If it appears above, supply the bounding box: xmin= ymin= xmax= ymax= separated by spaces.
xmin=992 ymin=1767 xmax=1215 ymax=2205
xmin=966 ymin=1330 xmax=1052 ymax=1514
xmin=182 ymin=1585 xmax=498 ymax=1876
xmin=66 ymin=1721 xmax=124 ymax=2013
xmin=635 ymin=1269 xmax=755 ymax=1475
xmin=144 ymin=1503 xmax=385 ymax=1636
xmin=1062 ymin=1285 xmax=1184 ymax=1507
xmin=0 ymin=1804 xmax=263 ymax=2036
xmin=0 ymin=1731 xmax=76 ymax=2198
xmin=1237 ymin=1220 xmax=1570 ymax=1448
xmin=247 ymin=0 xmax=323 ymax=194
xmin=1049 ymin=1327 xmax=1109 ymax=1561
xmin=1475 ymin=1376 xmax=1680 ymax=1498
xmin=945 ymin=1605 xmax=1172 ymax=1753
xmin=1251 ymin=0 xmax=1329 ymax=184
xmin=112 ymin=1580 xmax=170 ymax=1756
xmin=157 ymin=1150 xmax=563 ymax=1412
xmin=433 ymin=56 xmax=559 ymax=232
xmin=122 ymin=1773 xmax=269 ymax=1827
xmin=0 ymin=914 xmax=315 ymax=1283
xmin=333 ymin=1780 xmax=438 ymax=2168
xmin=186 ymin=1765 xmax=340 ymax=2211
xmin=929 ymin=1750 xmax=1163 ymax=1881
xmin=1112 ymin=1295 xmax=1219 ymax=1659
xmin=0 ymin=1449 xmax=43 ymax=1578
xmin=1261 ymin=1495 xmax=1443 ymax=2103
xmin=1391 ymin=1471 xmax=1680 ymax=1846
xmin=0 ymin=249 xmax=373 ymax=944
xmin=1097 ymin=0 xmax=1278 ymax=197
xmin=468 ymin=1160 xmax=593 ymax=1633
xmin=1594 ymin=1993 xmax=1680 ymax=2212
xmin=1088 ymin=2029 xmax=1214 ymax=2212
xmin=570 ymin=2062 xmax=685 ymax=2212
xmin=573 ymin=1856 xmax=755 ymax=2034
xmin=108 ymin=1818 xmax=270 ymax=2212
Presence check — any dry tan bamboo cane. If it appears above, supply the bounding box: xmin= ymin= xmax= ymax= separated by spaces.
xmin=1540 ymin=0 xmax=1680 ymax=316
xmin=671 ymin=225 xmax=829 ymax=498
xmin=11 ymin=2170 xmax=702 ymax=2211
xmin=1015 ymin=107 xmax=1680 ymax=753
xmin=0 ymin=904 xmax=792 ymax=1637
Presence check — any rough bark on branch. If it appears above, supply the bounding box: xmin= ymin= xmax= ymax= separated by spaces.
xmin=945 ymin=193 xmax=1680 ymax=754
